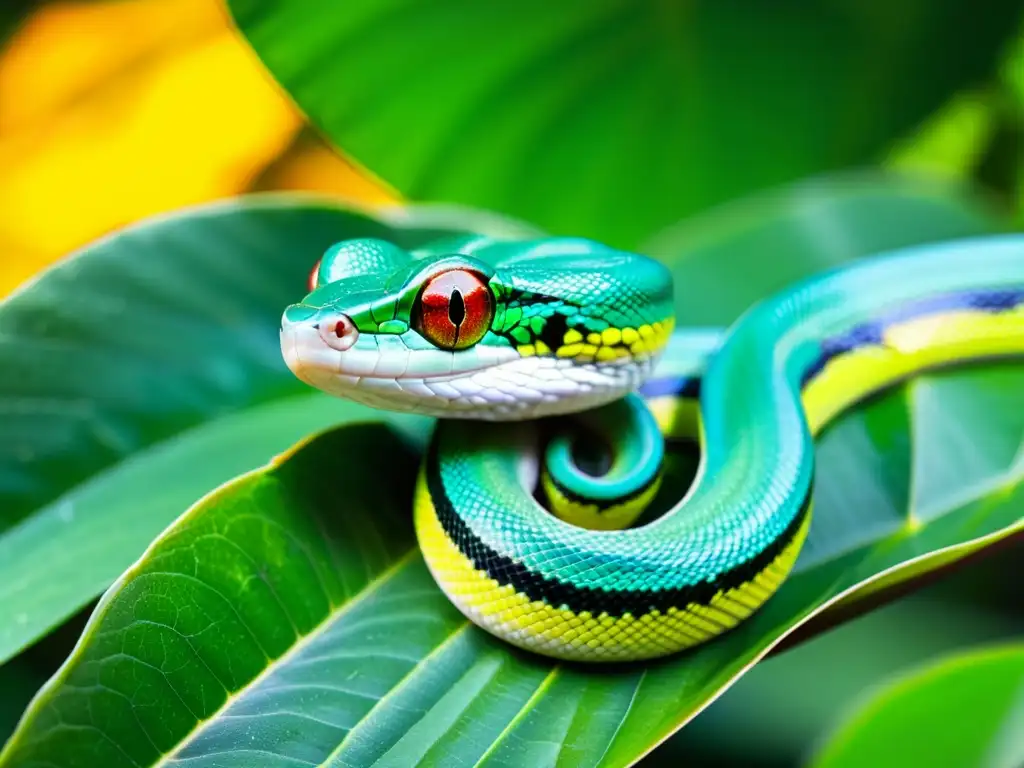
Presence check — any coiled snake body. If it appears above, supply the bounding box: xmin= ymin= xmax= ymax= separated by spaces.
xmin=280 ymin=234 xmax=1024 ymax=662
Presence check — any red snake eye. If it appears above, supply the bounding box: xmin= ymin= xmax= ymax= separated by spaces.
xmin=307 ymin=257 xmax=322 ymax=293
xmin=414 ymin=269 xmax=494 ymax=350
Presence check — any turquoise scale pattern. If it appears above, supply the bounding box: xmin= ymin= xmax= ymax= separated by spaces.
xmin=285 ymin=233 xmax=1024 ymax=641
xmin=430 ymin=237 xmax=1024 ymax=598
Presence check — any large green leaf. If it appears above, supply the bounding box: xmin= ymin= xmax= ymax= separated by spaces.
xmin=226 ymin=0 xmax=1024 ymax=248
xmin=811 ymin=644 xmax=1024 ymax=768
xmin=0 ymin=194 xmax=541 ymax=664
xmin=5 ymin=369 xmax=1024 ymax=767
xmin=4 ymin=178 xmax=1022 ymax=766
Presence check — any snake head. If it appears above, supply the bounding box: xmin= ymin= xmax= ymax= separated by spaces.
xmin=280 ymin=236 xmax=675 ymax=420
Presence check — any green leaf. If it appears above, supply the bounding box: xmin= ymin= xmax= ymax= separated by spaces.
xmin=226 ymin=0 xmax=1024 ymax=248
xmin=4 ymin=177 xmax=1022 ymax=766
xmin=0 ymin=194 xmax=541 ymax=664
xmin=885 ymin=92 xmax=995 ymax=182
xmin=658 ymin=591 xmax=1024 ymax=767
xmin=811 ymin=644 xmax=1024 ymax=768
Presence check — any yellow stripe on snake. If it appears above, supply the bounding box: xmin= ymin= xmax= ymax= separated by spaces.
xmin=281 ymin=234 xmax=1024 ymax=661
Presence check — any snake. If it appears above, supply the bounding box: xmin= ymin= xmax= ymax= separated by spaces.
xmin=279 ymin=233 xmax=1024 ymax=662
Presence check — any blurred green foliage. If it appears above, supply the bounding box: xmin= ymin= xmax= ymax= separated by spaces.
xmin=811 ymin=642 xmax=1024 ymax=768
xmin=229 ymin=0 xmax=1024 ymax=248
xmin=888 ymin=30 xmax=1024 ymax=219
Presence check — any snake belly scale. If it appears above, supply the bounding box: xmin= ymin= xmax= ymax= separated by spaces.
xmin=280 ymin=234 xmax=1024 ymax=662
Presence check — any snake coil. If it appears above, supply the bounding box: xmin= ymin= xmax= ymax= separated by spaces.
xmin=281 ymin=234 xmax=1024 ymax=661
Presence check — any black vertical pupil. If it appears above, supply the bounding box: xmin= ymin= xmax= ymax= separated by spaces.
xmin=449 ymin=290 xmax=466 ymax=327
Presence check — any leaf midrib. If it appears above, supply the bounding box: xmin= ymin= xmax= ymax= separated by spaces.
xmin=155 ymin=548 xmax=421 ymax=767
xmin=315 ymin=620 xmax=473 ymax=767
xmin=470 ymin=666 xmax=563 ymax=767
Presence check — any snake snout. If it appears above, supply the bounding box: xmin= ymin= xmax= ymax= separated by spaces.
xmin=317 ymin=313 xmax=359 ymax=352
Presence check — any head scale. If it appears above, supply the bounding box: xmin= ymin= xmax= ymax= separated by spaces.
xmin=280 ymin=236 xmax=675 ymax=420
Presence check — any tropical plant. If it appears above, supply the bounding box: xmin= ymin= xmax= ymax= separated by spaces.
xmin=1 ymin=3 xmax=1023 ymax=767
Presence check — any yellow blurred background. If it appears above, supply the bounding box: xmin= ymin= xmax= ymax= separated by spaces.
xmin=2 ymin=0 xmax=1020 ymax=300
xmin=0 ymin=0 xmax=398 ymax=297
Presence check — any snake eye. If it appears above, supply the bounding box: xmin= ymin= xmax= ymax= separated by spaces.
xmin=414 ymin=269 xmax=494 ymax=350
xmin=307 ymin=257 xmax=322 ymax=293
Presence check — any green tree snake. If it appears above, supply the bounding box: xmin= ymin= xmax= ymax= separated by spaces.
xmin=280 ymin=234 xmax=1024 ymax=662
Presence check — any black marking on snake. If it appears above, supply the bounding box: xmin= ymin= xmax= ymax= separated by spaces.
xmin=426 ymin=439 xmax=812 ymax=618
xmin=489 ymin=300 xmax=590 ymax=351
xmin=801 ymin=287 xmax=1024 ymax=388
xmin=638 ymin=376 xmax=701 ymax=400
xmin=536 ymin=312 xmax=570 ymax=351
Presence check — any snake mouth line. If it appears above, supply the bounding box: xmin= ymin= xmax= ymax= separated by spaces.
xmin=281 ymin=320 xmax=652 ymax=421
xmin=281 ymin=322 xmax=644 ymax=384
xmin=280 ymin=325 xmax=526 ymax=383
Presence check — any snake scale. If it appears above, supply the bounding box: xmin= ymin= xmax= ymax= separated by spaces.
xmin=279 ymin=234 xmax=1024 ymax=662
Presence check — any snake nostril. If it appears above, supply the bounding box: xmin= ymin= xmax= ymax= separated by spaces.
xmin=318 ymin=313 xmax=358 ymax=352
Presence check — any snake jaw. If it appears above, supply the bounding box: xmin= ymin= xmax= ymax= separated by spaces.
xmin=280 ymin=306 xmax=655 ymax=419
